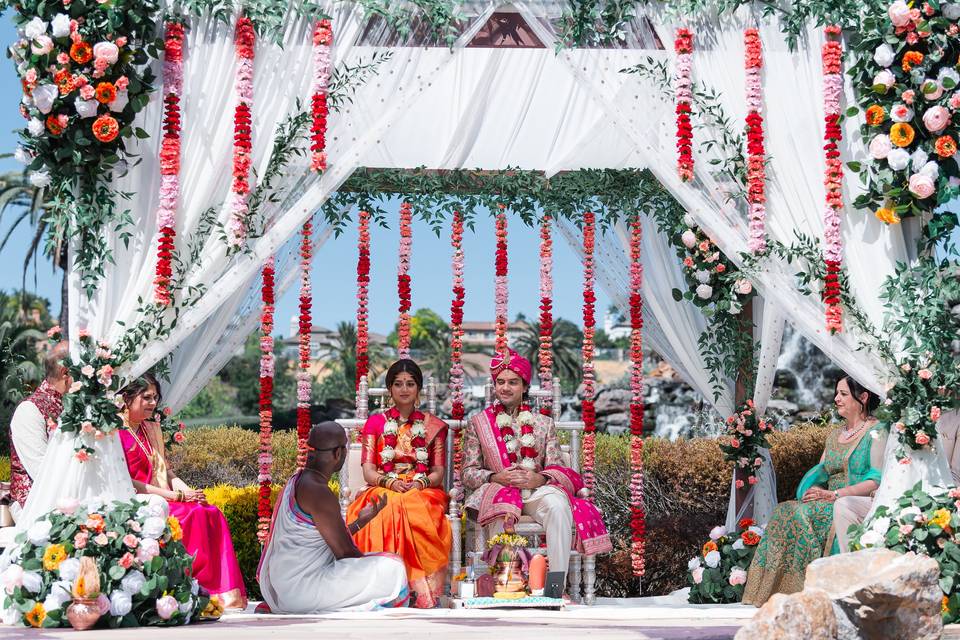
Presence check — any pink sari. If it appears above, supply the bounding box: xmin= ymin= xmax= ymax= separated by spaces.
xmin=119 ymin=426 xmax=247 ymax=608
xmin=472 ymin=407 xmax=612 ymax=555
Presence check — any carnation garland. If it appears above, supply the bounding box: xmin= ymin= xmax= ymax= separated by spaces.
xmin=448 ymin=211 xmax=466 ymax=495
xmin=309 ymin=20 xmax=332 ymax=173
xmin=226 ymin=16 xmax=255 ymax=248
xmin=153 ymin=21 xmax=185 ymax=307
xmin=257 ymin=256 xmax=275 ymax=544
xmin=821 ymin=25 xmax=845 ymax=334
xmin=538 ymin=213 xmax=554 ymax=416
xmin=581 ymin=212 xmax=597 ymax=491
xmin=744 ymin=28 xmax=767 ymax=254
xmin=628 ymin=215 xmax=646 ymax=577
xmin=355 ymin=210 xmax=371 ymax=388
xmin=674 ymin=28 xmax=695 ymax=182
xmin=296 ymin=221 xmax=313 ymax=469
xmin=494 ymin=403 xmax=538 ymax=469
xmin=494 ymin=206 xmax=509 ymax=358
xmin=397 ymin=202 xmax=413 ymax=360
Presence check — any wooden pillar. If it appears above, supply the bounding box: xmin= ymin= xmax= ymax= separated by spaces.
xmin=733 ymin=296 xmax=756 ymax=520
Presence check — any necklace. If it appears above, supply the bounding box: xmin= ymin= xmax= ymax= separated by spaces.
xmin=840 ymin=419 xmax=867 ymax=442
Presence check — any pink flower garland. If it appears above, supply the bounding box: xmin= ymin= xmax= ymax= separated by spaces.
xmin=581 ymin=212 xmax=597 ymax=491
xmin=397 ymin=202 xmax=413 ymax=360
xmin=296 ymin=222 xmax=313 ymax=469
xmin=538 ymin=213 xmax=553 ymax=416
xmin=628 ymin=215 xmax=645 ymax=577
xmin=744 ymin=28 xmax=767 ymax=253
xmin=227 ymin=16 xmax=255 ymax=248
xmin=257 ymin=256 xmax=275 ymax=544
xmin=153 ymin=21 xmax=184 ymax=307
xmin=356 ymin=210 xmax=370 ymax=388
xmin=309 ymin=20 xmax=332 ymax=173
xmin=448 ymin=211 xmax=466 ymax=497
xmin=821 ymin=26 xmax=844 ymax=334
xmin=675 ymin=28 xmax=694 ymax=182
xmin=494 ymin=206 xmax=509 ymax=358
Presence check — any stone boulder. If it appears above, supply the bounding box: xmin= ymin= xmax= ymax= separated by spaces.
xmin=734 ymin=589 xmax=840 ymax=640
xmin=593 ymin=388 xmax=632 ymax=415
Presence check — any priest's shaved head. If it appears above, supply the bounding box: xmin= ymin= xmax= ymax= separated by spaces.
xmin=307 ymin=421 xmax=348 ymax=474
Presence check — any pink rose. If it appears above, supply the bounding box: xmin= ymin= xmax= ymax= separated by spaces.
xmin=748 ymin=475 xmax=758 ymax=485
xmin=909 ymin=173 xmax=936 ymax=199
xmin=918 ymin=368 xmax=933 ymax=380
xmin=74 ymin=531 xmax=88 ymax=549
xmin=730 ymin=438 xmax=740 ymax=448
xmin=734 ymin=279 xmax=752 ymax=295
xmin=681 ymin=230 xmax=697 ymax=249
xmin=81 ymin=421 xmax=94 ymax=434
xmin=163 ymin=406 xmax=173 ymax=416
xmin=56 ymin=52 xmax=69 ymax=65
xmin=24 ymin=68 xmax=37 ymax=85
xmin=96 ymin=594 xmax=111 ymax=615
xmin=80 ymin=365 xmax=95 ymax=378
xmin=79 ymin=84 xmax=94 ymax=100
xmin=698 ymin=241 xmax=710 ymax=252
xmin=77 ymin=328 xmax=91 ymax=338
xmin=900 ymin=524 xmax=914 ymax=536
xmin=56 ymin=497 xmax=79 ymax=515
xmin=890 ymin=104 xmax=914 ymax=123
xmin=903 ymin=90 xmax=916 ymax=104
xmin=156 ymin=595 xmax=179 ymax=620
xmin=115 ymin=36 xmax=127 ymax=47
xmin=889 ymin=0 xmax=913 ymax=26
xmin=118 ymin=552 xmax=134 ymax=569
xmin=76 ymin=450 xmax=89 ymax=462
xmin=136 ymin=537 xmax=160 ymax=563
xmin=916 ymin=432 xmax=931 ymax=446
xmin=932 ymin=406 xmax=942 ymax=421
xmin=901 ymin=363 xmax=912 ymax=372
xmin=692 ymin=567 xmax=704 ymax=584
xmin=92 ymin=41 xmax=119 ymax=64
xmin=923 ymin=106 xmax=951 ymax=133
xmin=754 ymin=457 xmax=763 ymax=467
xmin=735 ymin=479 xmax=745 ymax=489
xmin=728 ymin=568 xmax=747 ymax=586
xmin=868 ymin=134 xmax=892 ymax=159
xmin=173 ymin=432 xmax=185 ymax=443
xmin=949 ymin=488 xmax=960 ymax=499
xmin=683 ymin=257 xmax=694 ymax=268
xmin=94 ymin=533 xmax=108 ymax=546
xmin=951 ymin=94 xmax=960 ymax=110
xmin=123 ymin=534 xmax=139 ymax=549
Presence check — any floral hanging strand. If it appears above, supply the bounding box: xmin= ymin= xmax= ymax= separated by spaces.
xmin=494 ymin=206 xmax=509 ymax=358
xmin=448 ymin=211 xmax=466 ymax=497
xmin=675 ymin=28 xmax=695 ymax=182
xmin=581 ymin=212 xmax=597 ymax=491
xmin=744 ymin=28 xmax=767 ymax=253
xmin=309 ymin=20 xmax=332 ymax=173
xmin=356 ymin=210 xmax=370 ymax=388
xmin=153 ymin=21 xmax=185 ymax=307
xmin=538 ymin=213 xmax=554 ymax=416
xmin=628 ymin=215 xmax=646 ymax=577
xmin=257 ymin=256 xmax=275 ymax=544
xmin=821 ymin=25 xmax=844 ymax=334
xmin=397 ymin=202 xmax=413 ymax=360
xmin=296 ymin=222 xmax=313 ymax=469
xmin=226 ymin=16 xmax=255 ymax=248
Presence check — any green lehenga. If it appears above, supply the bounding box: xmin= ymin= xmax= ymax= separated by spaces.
xmin=741 ymin=422 xmax=888 ymax=606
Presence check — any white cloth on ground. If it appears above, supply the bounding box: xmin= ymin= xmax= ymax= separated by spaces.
xmin=486 ymin=484 xmax=573 ymax=574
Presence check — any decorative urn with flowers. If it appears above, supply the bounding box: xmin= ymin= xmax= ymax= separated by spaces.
xmin=484 ymin=533 xmax=531 ymax=596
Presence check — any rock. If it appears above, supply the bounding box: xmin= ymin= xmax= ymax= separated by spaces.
xmin=805 ymin=549 xmax=942 ymax=640
xmin=735 ymin=589 xmax=838 ymax=640
xmin=593 ymin=388 xmax=632 ymax=415
xmin=766 ymin=399 xmax=799 ymax=414
xmin=598 ymin=411 xmax=629 ymax=434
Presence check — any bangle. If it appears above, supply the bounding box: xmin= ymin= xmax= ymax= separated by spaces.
xmin=175 ymin=490 xmax=184 ymax=502
xmin=416 ymin=478 xmax=428 ymax=490
xmin=834 ymin=490 xmax=840 ymax=500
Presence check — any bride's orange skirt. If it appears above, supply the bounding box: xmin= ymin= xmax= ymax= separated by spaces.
xmin=346 ymin=485 xmax=451 ymax=608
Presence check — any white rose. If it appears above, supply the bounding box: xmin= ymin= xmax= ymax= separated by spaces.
xmin=945 ymin=4 xmax=960 ymax=20
xmin=873 ymin=43 xmax=895 ymax=68
xmin=83 ymin=497 xmax=104 ymax=513
xmin=1 ymin=565 xmax=23 ymax=592
xmin=0 ymin=607 xmax=17 ymax=626
xmin=43 ymin=580 xmax=72 ymax=611
xmin=687 ymin=557 xmax=701 ymax=571
xmin=32 ymin=83 xmax=58 ymax=114
xmin=415 ymin=448 xmax=429 ymax=462
xmin=50 ymin=13 xmax=71 ymax=38
xmin=110 ymin=591 xmax=132 ymax=616
xmin=31 ymin=35 xmax=54 ymax=56
xmin=868 ymin=134 xmax=892 ymax=160
xmin=520 ymin=458 xmax=537 ymax=470
xmin=681 ymin=229 xmax=697 ymax=249
xmin=704 ymin=550 xmax=721 ymax=568
xmin=383 ymin=420 xmax=399 ymax=434
xmin=27 ymin=520 xmax=52 ymax=546
xmin=410 ymin=423 xmax=426 ymax=438
xmin=92 ymin=41 xmax=119 ymax=64
xmin=899 ymin=506 xmax=921 ymax=524
xmin=859 ymin=530 xmax=883 ymax=547
xmin=505 ymin=439 xmax=519 ymax=453
xmin=695 ymin=284 xmax=713 ymax=300
xmin=58 ymin=558 xmax=80 ymax=582
xmin=749 ymin=525 xmax=764 ymax=536
xmin=939 ymin=67 xmax=960 ymax=89
xmin=733 ymin=278 xmax=752 ymax=296
xmin=496 ymin=413 xmax=512 ymax=428
xmin=695 ymin=270 xmax=712 ymax=284
xmin=709 ymin=525 xmax=727 ymax=541
xmin=74 ymin=97 xmax=99 ymax=119
xmin=682 ymin=213 xmax=696 ymax=226
xmin=141 ymin=516 xmax=166 ymax=539
xmin=912 ymin=148 xmax=930 ymax=172
xmin=23 ymin=17 xmax=47 ymax=40
xmin=922 ymin=79 xmax=944 ymax=101
xmin=21 ymin=571 xmax=41 ymax=593
xmin=519 ymin=433 xmax=536 ymax=447
xmin=727 ymin=301 xmax=742 ymax=315
xmin=873 ymin=69 xmax=895 ymax=91
xmin=732 ymin=538 xmax=745 ymax=550
xmin=872 ymin=516 xmax=891 ymax=534
xmin=886 ymin=148 xmax=910 ymax=171
xmin=920 ymin=160 xmax=940 ymax=180
xmin=43 ymin=592 xmax=67 ymax=612
xmin=380 ymin=446 xmax=395 ymax=461
xmin=120 ymin=570 xmax=146 ymax=595
xmin=517 ymin=411 xmax=535 ymax=425
xmin=27 ymin=118 xmax=44 ymax=136
xmin=14 ymin=147 xmax=32 ymax=164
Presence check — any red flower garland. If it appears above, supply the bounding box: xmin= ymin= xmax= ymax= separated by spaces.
xmin=257 ymin=256 xmax=275 ymax=544
xmin=153 ymin=21 xmax=184 ymax=307
xmin=449 ymin=212 xmax=466 ymax=497
xmin=821 ymin=26 xmax=844 ymax=334
xmin=744 ymin=28 xmax=767 ymax=254
xmin=310 ymin=20 xmax=332 ymax=173
xmin=538 ymin=213 xmax=553 ymax=416
xmin=581 ymin=212 xmax=597 ymax=491
xmin=226 ymin=16 xmax=255 ymax=248
xmin=628 ymin=215 xmax=646 ymax=577
xmin=494 ymin=206 xmax=509 ymax=358
xmin=397 ymin=202 xmax=413 ymax=359
xmin=675 ymin=28 xmax=694 ymax=182
xmin=356 ymin=210 xmax=370 ymax=388
xmin=296 ymin=222 xmax=313 ymax=469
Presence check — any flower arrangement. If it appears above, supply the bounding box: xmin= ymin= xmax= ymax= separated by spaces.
xmin=46 ymin=326 xmax=122 ymax=461
xmin=719 ymin=400 xmax=773 ymax=488
xmin=853 ymin=483 xmax=960 ymax=623
xmin=821 ymin=25 xmax=845 ymax=334
xmin=397 ymin=202 xmax=413 ymax=360
xmin=257 ymin=256 xmax=275 ymax=543
xmin=494 ymin=206 xmax=509 ymax=357
xmin=880 ymin=356 xmax=951 ymax=457
xmin=672 ymin=220 xmax=755 ymax=315
xmin=538 ymin=213 xmax=553 ymax=416
xmin=487 ymin=532 xmax=529 ymax=550
xmin=628 ymin=214 xmax=646 ymax=577
xmin=226 ymin=15 xmax=255 ymax=248
xmin=687 ymin=519 xmax=764 ymax=604
xmin=296 ymin=222 xmax=313 ymax=469
xmin=1 ymin=496 xmax=206 ymax=628
xmin=494 ymin=404 xmax=538 ymax=470
xmin=851 ymin=0 xmax=960 ymax=235
xmin=744 ymin=28 xmax=767 ymax=254
xmin=356 ymin=210 xmax=371 ymax=388
xmin=309 ymin=20 xmax=332 ymax=173
xmin=581 ymin=212 xmax=597 ymax=491
xmin=674 ymin=28 xmax=694 ymax=181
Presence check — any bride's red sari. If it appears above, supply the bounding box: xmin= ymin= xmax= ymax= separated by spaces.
xmin=346 ymin=408 xmax=451 ymax=608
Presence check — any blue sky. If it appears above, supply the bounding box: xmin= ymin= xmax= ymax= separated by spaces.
xmin=0 ymin=12 xmax=610 ymax=335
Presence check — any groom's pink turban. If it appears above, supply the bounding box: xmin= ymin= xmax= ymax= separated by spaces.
xmin=490 ymin=349 xmax=531 ymax=385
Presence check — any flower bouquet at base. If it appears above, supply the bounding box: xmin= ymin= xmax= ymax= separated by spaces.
xmin=852 ymin=482 xmax=960 ymax=624
xmin=0 ymin=495 xmax=208 ymax=628
xmin=687 ymin=519 xmax=764 ymax=604
xmin=483 ymin=533 xmax=531 ymax=597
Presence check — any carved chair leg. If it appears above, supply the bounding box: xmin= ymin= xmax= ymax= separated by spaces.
xmin=583 ymin=554 xmax=596 ymax=606
xmin=568 ymin=552 xmax=582 ymax=604
xmin=449 ymin=510 xmax=462 ymax=587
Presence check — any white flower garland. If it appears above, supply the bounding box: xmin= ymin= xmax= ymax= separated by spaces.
xmin=495 ymin=409 xmax=538 ymax=470
xmin=380 ymin=416 xmax=429 ymax=483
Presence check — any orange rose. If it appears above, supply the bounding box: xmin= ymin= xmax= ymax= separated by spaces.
xmin=92 ymin=114 xmax=119 ymax=143
xmin=45 ymin=114 xmax=66 ymax=136
xmin=85 ymin=513 xmax=105 ymax=533
xmin=902 ymin=50 xmax=924 ymax=71
xmin=70 ymin=42 xmax=93 ymax=64
xmin=702 ymin=540 xmax=718 ymax=557
xmin=94 ymin=82 xmax=117 ymax=104
xmin=865 ymin=105 xmax=886 ymax=126
xmin=936 ymin=135 xmax=957 ymax=158
xmin=741 ymin=530 xmax=761 ymax=546
xmin=890 ymin=122 xmax=915 ymax=147
xmin=875 ymin=207 xmax=901 ymax=225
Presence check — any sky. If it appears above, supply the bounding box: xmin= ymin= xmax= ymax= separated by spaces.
xmin=0 ymin=12 xmax=611 ymax=335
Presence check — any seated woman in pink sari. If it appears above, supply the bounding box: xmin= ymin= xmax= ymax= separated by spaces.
xmin=119 ymin=374 xmax=247 ymax=609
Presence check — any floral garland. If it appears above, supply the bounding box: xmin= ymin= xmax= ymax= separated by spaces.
xmin=449 ymin=211 xmax=466 ymax=495
xmin=719 ymin=400 xmax=772 ymax=488
xmin=257 ymin=256 xmax=275 ymax=544
xmin=494 ymin=206 xmax=509 ymax=358
xmin=675 ymin=28 xmax=695 ymax=182
xmin=226 ymin=16 xmax=255 ymax=249
xmin=152 ymin=405 xmax=186 ymax=448
xmin=744 ymin=28 xmax=767 ymax=254
xmin=494 ymin=403 xmax=537 ymax=469
xmin=397 ymin=202 xmax=413 ymax=360
xmin=676 ymin=222 xmax=754 ymax=314
xmin=538 ymin=213 xmax=554 ymax=416
xmin=309 ymin=19 xmax=332 ymax=173
xmin=296 ymin=222 xmax=313 ymax=469
xmin=380 ymin=408 xmax=429 ymax=482
xmin=884 ymin=358 xmax=951 ymax=458
xmin=153 ymin=21 xmax=185 ymax=307
xmin=581 ymin=212 xmax=597 ymax=491
xmin=356 ymin=210 xmax=371 ymax=388
xmin=628 ymin=215 xmax=646 ymax=577
xmin=821 ymin=25 xmax=844 ymax=334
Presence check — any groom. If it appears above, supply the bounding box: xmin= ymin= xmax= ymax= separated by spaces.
xmin=462 ymin=350 xmax=611 ymax=580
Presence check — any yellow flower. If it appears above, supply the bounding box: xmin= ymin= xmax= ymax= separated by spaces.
xmin=944 ymin=595 xmax=950 ymax=615
xmin=874 ymin=208 xmax=901 ymax=225
xmin=890 ymin=123 xmax=916 ymax=148
xmin=167 ymin=515 xmax=183 ymax=542
xmin=25 ymin=603 xmax=45 ymax=628
xmin=42 ymin=544 xmax=68 ymax=571
xmin=931 ymin=508 xmax=952 ymax=530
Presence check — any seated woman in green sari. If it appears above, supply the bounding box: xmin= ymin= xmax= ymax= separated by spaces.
xmin=742 ymin=375 xmax=887 ymax=606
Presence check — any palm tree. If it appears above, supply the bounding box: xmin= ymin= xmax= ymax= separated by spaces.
xmin=418 ymin=327 xmax=452 ymax=385
xmin=321 ymin=321 xmax=390 ymax=389
xmin=0 ymin=319 xmax=45 ymax=436
xmin=512 ymin=317 xmax=584 ymax=392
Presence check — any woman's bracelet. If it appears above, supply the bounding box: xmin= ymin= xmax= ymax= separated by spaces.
xmin=416 ymin=478 xmax=428 ymax=490
xmin=175 ymin=490 xmax=184 ymax=502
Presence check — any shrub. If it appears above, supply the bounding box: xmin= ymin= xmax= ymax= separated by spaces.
xmin=170 ymin=427 xmax=300 ymax=489
xmin=0 ymin=456 xmax=9 ymax=482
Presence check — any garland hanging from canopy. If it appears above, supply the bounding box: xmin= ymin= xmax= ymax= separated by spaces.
xmin=257 ymin=256 xmax=275 ymax=544
xmin=310 ymin=19 xmax=332 ymax=173
xmin=581 ymin=212 xmax=597 ymax=491
xmin=744 ymin=27 xmax=767 ymax=254
xmin=629 ymin=214 xmax=645 ymax=577
xmin=821 ymin=25 xmax=845 ymax=334
xmin=674 ymin=28 xmax=694 ymax=182
xmin=449 ymin=210 xmax=466 ymax=499
xmin=397 ymin=202 xmax=413 ymax=360
xmin=538 ymin=213 xmax=554 ymax=416
xmin=226 ymin=15 xmax=255 ymax=249
xmin=296 ymin=221 xmax=313 ymax=469
xmin=356 ymin=210 xmax=371 ymax=388
xmin=494 ymin=206 xmax=509 ymax=358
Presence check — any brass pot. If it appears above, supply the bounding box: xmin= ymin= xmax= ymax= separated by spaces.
xmin=494 ymin=549 xmax=526 ymax=593
xmin=66 ymin=597 xmax=102 ymax=631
